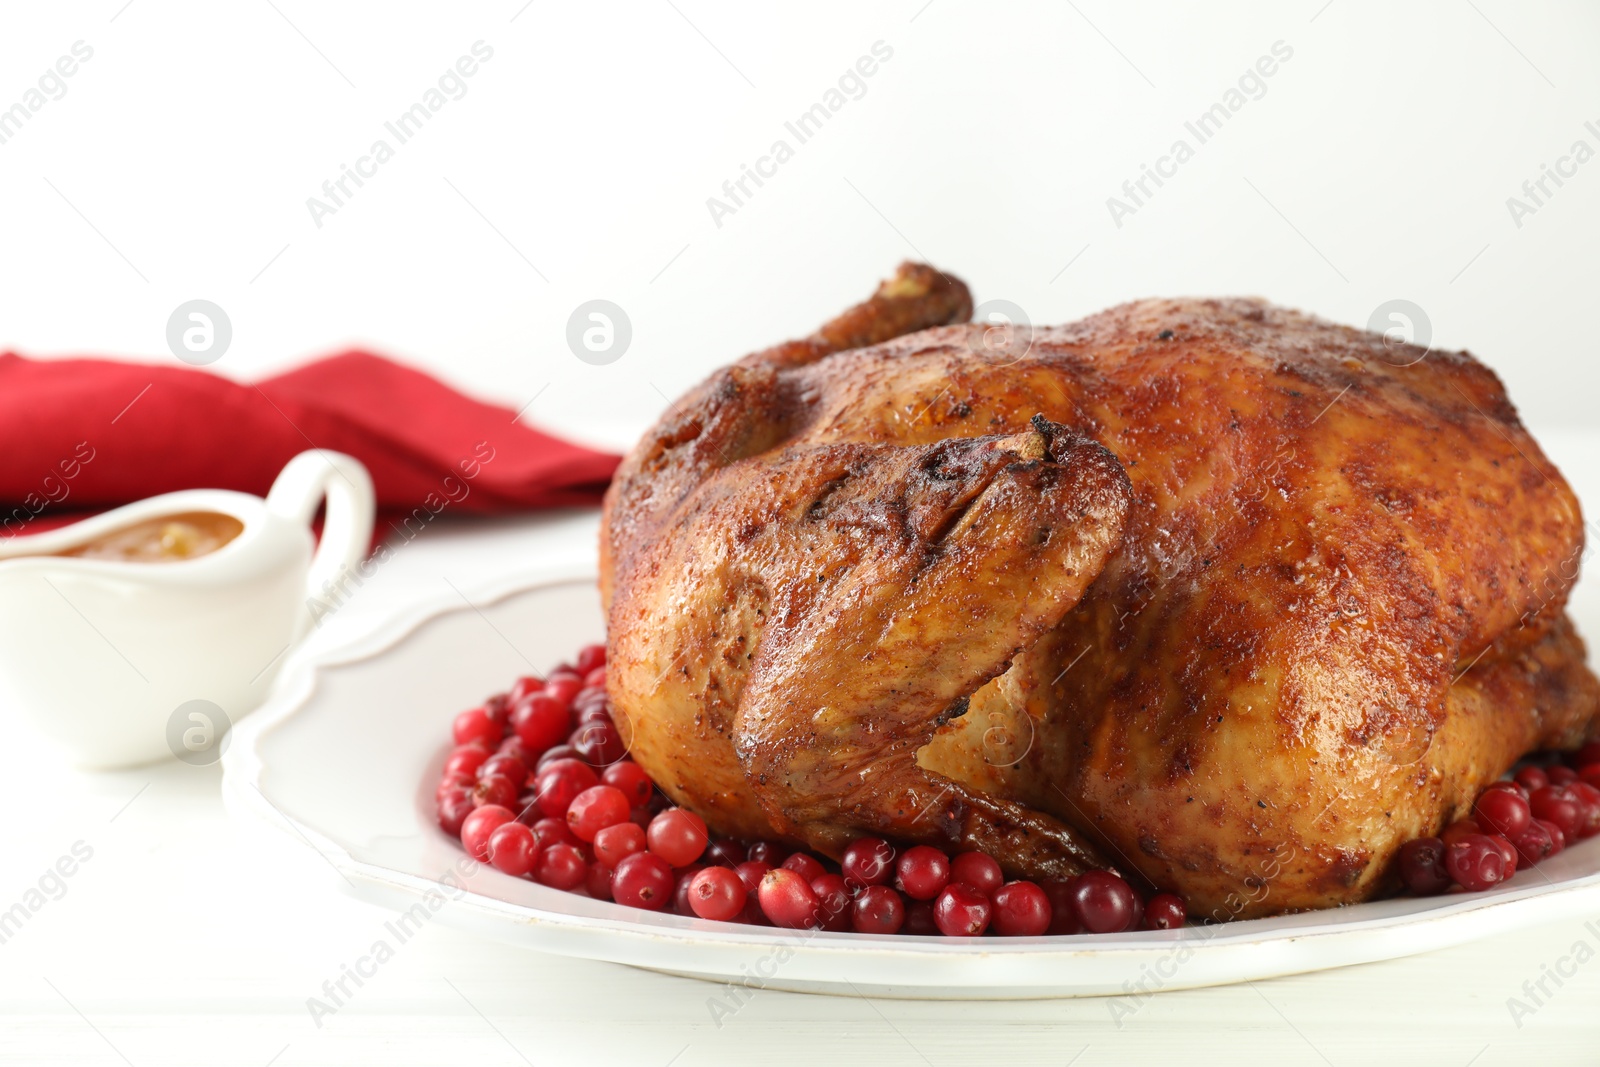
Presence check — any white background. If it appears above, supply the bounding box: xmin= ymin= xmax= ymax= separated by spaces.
xmin=1 ymin=1 xmax=1598 ymax=1064
xmin=0 ymin=1 xmax=1597 ymax=444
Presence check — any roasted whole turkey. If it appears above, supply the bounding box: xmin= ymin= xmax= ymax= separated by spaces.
xmin=599 ymin=263 xmax=1599 ymax=920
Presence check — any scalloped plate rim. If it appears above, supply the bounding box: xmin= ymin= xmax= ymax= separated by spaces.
xmin=220 ymin=564 xmax=1600 ymax=998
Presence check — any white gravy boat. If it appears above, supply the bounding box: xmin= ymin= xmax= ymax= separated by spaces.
xmin=0 ymin=451 xmax=374 ymax=768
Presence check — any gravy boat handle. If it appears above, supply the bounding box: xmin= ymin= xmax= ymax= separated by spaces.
xmin=265 ymin=451 xmax=376 ymax=641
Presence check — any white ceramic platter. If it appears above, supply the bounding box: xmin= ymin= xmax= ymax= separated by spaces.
xmin=221 ymin=565 xmax=1600 ymax=999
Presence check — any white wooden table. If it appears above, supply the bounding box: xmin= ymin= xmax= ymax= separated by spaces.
xmin=4 ymin=452 xmax=1599 ymax=1066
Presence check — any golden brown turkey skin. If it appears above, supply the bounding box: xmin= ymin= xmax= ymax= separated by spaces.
xmin=609 ymin=420 xmax=1130 ymax=874
xmin=601 ymin=267 xmax=1600 ymax=919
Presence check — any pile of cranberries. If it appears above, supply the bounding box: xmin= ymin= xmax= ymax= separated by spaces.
xmin=433 ymin=642 xmax=1187 ymax=936
xmin=435 ymin=642 xmax=1600 ymax=931
xmin=1399 ymin=744 xmax=1600 ymax=896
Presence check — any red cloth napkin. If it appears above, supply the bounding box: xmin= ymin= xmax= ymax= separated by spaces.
xmin=0 ymin=351 xmax=621 ymax=531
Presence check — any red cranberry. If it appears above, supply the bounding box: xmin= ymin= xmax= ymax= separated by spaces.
xmin=460 ymin=805 xmax=515 ymax=861
xmin=1488 ymin=833 xmax=1517 ymax=874
xmin=1474 ymin=786 xmax=1531 ymax=838
xmin=895 ymin=846 xmax=951 ymax=901
xmin=571 ymin=719 xmax=628 ymax=767
xmin=478 ymin=754 xmax=528 ymax=788
xmin=1482 ymin=779 xmax=1529 ymax=801
xmin=1142 ymin=892 xmax=1187 ymax=930
xmin=851 ymin=885 xmax=906 ymax=934
xmin=514 ymin=794 xmax=541 ymax=827
xmin=903 ymin=899 xmax=939 ymax=935
xmin=1538 ymin=818 xmax=1567 ymax=855
xmin=759 ymin=868 xmax=821 ymax=929
xmin=1569 ymin=782 xmax=1600 ymax=839
xmin=1547 ymin=765 xmax=1579 ymax=786
xmin=486 ymin=821 xmax=540 ymax=877
xmin=933 ymin=883 xmax=991 ymax=936
xmin=575 ymin=642 xmax=607 ymax=675
xmin=484 ymin=690 xmax=510 ymax=718
xmin=533 ymin=758 xmax=599 ymax=819
xmin=704 ymin=839 xmax=746 ymax=867
xmin=437 ymin=788 xmax=475 ymax=838
xmin=472 ymin=774 xmax=519 ymax=810
xmin=1445 ymin=833 xmax=1510 ymax=891
xmin=1043 ymin=881 xmax=1083 ymax=935
xmin=530 ymin=816 xmax=578 ymax=850
xmin=1514 ymin=766 xmax=1550 ymax=793
xmin=1530 ymin=785 xmax=1584 ymax=841
xmin=453 ymin=706 xmax=502 ymax=748
xmin=514 ymin=791 xmax=540 ymax=823
xmin=736 ymin=897 xmax=771 ymax=925
xmin=512 ymin=694 xmax=571 ymax=755
xmin=1511 ymin=820 xmax=1560 ymax=868
xmin=648 ymin=809 xmax=708 ymax=867
xmin=1570 ymin=741 xmax=1600 ymax=769
xmin=1580 ymin=765 xmax=1600 ymax=790
xmin=1398 ymin=837 xmax=1451 ymax=895
xmin=746 ymin=841 xmax=789 ymax=867
xmin=593 ymin=822 xmax=647 ymax=868
xmin=437 ymin=772 xmax=474 ymax=800
xmin=601 ymin=762 xmax=655 ymax=808
xmin=585 ymin=862 xmax=614 ymax=901
xmin=584 ymin=665 xmax=608 ymax=689
xmin=672 ymin=865 xmax=708 ymax=916
xmin=536 ymin=744 xmax=580 ymax=769
xmin=509 ymin=675 xmax=544 ymax=703
xmin=566 ymin=785 xmax=631 ymax=842
xmin=949 ymin=851 xmax=1004 ymax=897
xmin=687 ymin=866 xmax=747 ymax=921
xmin=1067 ymin=870 xmax=1139 ymax=933
xmin=1441 ymin=818 xmax=1483 ymax=846
xmin=536 ymin=842 xmax=588 ymax=890
xmin=612 ymin=852 xmax=674 ymax=910
xmin=575 ymin=702 xmax=614 ymax=727
xmin=734 ymin=861 xmax=772 ymax=896
xmin=546 ymin=674 xmax=584 ymax=706
xmin=841 ymin=837 xmax=895 ymax=888
xmin=781 ymin=853 xmax=826 ymax=883
xmin=435 ymin=771 xmax=470 ymax=796
xmin=810 ymin=874 xmax=852 ymax=932
xmin=991 ymin=881 xmax=1052 ymax=936
xmin=495 ymin=736 xmax=537 ymax=767
xmin=443 ymin=743 xmax=491 ymax=779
